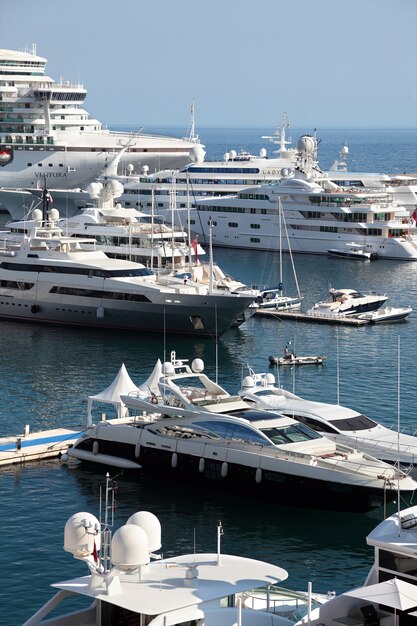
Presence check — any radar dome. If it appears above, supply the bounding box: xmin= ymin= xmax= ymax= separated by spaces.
xmin=265 ymin=373 xmax=275 ymax=385
xmin=111 ymin=524 xmax=149 ymax=571
xmin=162 ymin=361 xmax=175 ymax=376
xmin=107 ymin=179 xmax=124 ymax=197
xmin=280 ymin=168 xmax=289 ymax=178
xmin=85 ymin=182 xmax=103 ymax=198
xmin=142 ymin=165 xmax=149 ymax=174
xmin=260 ymin=148 xmax=267 ymax=158
xmin=229 ymin=150 xmax=237 ymax=160
xmin=49 ymin=208 xmax=60 ymax=222
xmin=191 ymin=358 xmax=204 ymax=373
xmin=127 ymin=511 xmax=161 ymax=552
xmin=242 ymin=376 xmax=255 ymax=389
xmin=127 ymin=164 xmax=134 ymax=174
xmin=342 ymin=144 xmax=349 ymax=157
xmin=297 ymin=135 xmax=316 ymax=155
xmin=224 ymin=152 xmax=230 ymax=162
xmin=32 ymin=208 xmax=43 ymax=223
xmin=64 ymin=512 xmax=101 ymax=558
xmin=189 ymin=145 xmax=206 ymax=164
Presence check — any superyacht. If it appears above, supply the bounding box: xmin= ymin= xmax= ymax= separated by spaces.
xmin=191 ymin=136 xmax=417 ymax=260
xmin=0 ymin=195 xmax=254 ymax=336
xmin=0 ymin=46 xmax=204 ymax=195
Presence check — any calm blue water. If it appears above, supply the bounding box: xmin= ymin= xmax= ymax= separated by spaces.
xmin=1 ymin=127 xmax=417 ymax=626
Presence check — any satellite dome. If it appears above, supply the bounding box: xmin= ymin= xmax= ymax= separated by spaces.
xmin=111 ymin=524 xmax=149 ymax=571
xmin=297 ymin=135 xmax=316 ymax=155
xmin=49 ymin=208 xmax=60 ymax=222
xmin=224 ymin=152 xmax=230 ymax=162
xmin=265 ymin=373 xmax=275 ymax=385
xmin=107 ymin=179 xmax=124 ymax=197
xmin=229 ymin=150 xmax=237 ymax=159
xmin=32 ymin=208 xmax=43 ymax=223
xmin=260 ymin=148 xmax=267 ymax=158
xmin=64 ymin=512 xmax=101 ymax=558
xmin=127 ymin=511 xmax=161 ymax=552
xmin=85 ymin=182 xmax=103 ymax=198
xmin=142 ymin=165 xmax=149 ymax=173
xmin=189 ymin=145 xmax=206 ymax=164
xmin=162 ymin=361 xmax=175 ymax=376
xmin=242 ymin=376 xmax=255 ymax=389
xmin=280 ymin=168 xmax=289 ymax=178
xmin=127 ymin=163 xmax=134 ymax=174
xmin=191 ymin=358 xmax=204 ymax=373
xmin=342 ymin=144 xmax=349 ymax=157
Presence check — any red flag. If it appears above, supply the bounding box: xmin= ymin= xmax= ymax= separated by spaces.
xmin=191 ymin=238 xmax=199 ymax=264
xmin=92 ymin=540 xmax=98 ymax=564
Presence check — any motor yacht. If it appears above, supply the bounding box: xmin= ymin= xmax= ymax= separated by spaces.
xmin=191 ymin=136 xmax=417 ymax=260
xmin=0 ymin=183 xmax=257 ymax=297
xmin=239 ymin=370 xmax=417 ymax=467
xmin=307 ymin=288 xmax=388 ymax=317
xmin=0 ymin=198 xmax=254 ymax=336
xmin=0 ymin=46 xmax=204 ymax=196
xmin=296 ymin=503 xmax=417 ymax=626
xmin=23 ymin=474 xmax=304 ymax=626
xmin=67 ymin=354 xmax=417 ymax=512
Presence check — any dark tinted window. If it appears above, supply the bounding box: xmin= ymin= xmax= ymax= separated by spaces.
xmin=328 ymin=414 xmax=377 ymax=431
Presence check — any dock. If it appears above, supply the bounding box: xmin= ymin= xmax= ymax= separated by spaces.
xmin=0 ymin=426 xmax=85 ymax=467
xmin=254 ymin=309 xmax=369 ymax=325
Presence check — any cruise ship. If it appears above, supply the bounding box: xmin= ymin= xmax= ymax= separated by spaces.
xmin=0 ymin=46 xmax=205 ymax=194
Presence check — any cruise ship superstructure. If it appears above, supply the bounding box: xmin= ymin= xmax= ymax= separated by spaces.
xmin=0 ymin=46 xmax=204 ymax=195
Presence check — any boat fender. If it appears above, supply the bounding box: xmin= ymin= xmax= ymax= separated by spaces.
xmin=151 ymin=394 xmax=158 ymax=405
xmin=135 ymin=444 xmax=141 ymax=459
xmin=198 ymin=458 xmax=205 ymax=473
xmin=97 ymin=306 xmax=105 ymax=318
xmin=93 ymin=441 xmax=99 ymax=455
xmin=255 ymin=468 xmax=262 ymax=484
xmin=171 ymin=452 xmax=178 ymax=468
xmin=221 ymin=461 xmax=228 ymax=478
xmin=31 ymin=304 xmax=40 ymax=314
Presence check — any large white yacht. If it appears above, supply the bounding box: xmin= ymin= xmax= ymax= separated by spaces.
xmin=0 ymin=200 xmax=254 ymax=336
xmin=189 ymin=137 xmax=417 ymax=260
xmin=0 ymin=46 xmax=204 ymax=195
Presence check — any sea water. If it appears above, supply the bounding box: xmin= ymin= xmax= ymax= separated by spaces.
xmin=0 ymin=127 xmax=416 ymax=626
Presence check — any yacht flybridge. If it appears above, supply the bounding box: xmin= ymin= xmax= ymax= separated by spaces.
xmin=0 ymin=196 xmax=254 ymax=336
xmin=23 ymin=475 xmax=295 ymax=626
xmin=0 ymin=46 xmax=204 ymax=194
xmin=67 ymin=354 xmax=417 ymax=512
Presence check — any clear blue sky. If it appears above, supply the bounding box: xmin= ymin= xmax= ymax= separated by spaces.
xmin=1 ymin=0 xmax=416 ymax=129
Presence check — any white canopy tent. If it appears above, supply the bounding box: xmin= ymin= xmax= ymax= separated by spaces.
xmin=86 ymin=360 xmax=163 ymax=426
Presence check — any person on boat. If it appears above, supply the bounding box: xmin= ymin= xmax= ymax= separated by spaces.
xmin=284 ymin=343 xmax=293 ymax=360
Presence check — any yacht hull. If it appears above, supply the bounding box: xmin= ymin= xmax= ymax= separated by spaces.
xmin=0 ymin=292 xmax=252 ymax=336
xmin=69 ymin=435 xmax=412 ymax=513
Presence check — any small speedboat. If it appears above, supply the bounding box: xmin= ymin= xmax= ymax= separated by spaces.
xmin=327 ymin=242 xmax=378 ymax=260
xmin=268 ymin=354 xmax=326 ymax=366
xmin=357 ymin=305 xmax=412 ymax=323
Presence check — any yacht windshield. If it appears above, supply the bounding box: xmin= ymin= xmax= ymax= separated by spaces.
xmin=260 ymin=423 xmax=322 ymax=446
xmin=328 ymin=414 xmax=377 ymax=431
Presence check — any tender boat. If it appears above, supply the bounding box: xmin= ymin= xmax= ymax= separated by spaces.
xmin=268 ymin=355 xmax=326 ymax=366
xmin=0 ymin=195 xmax=254 ymax=336
xmin=239 ymin=370 xmax=417 ymax=468
xmin=67 ymin=354 xmax=417 ymax=512
xmin=357 ymin=305 xmax=412 ymax=323
xmin=24 ymin=474 xmax=310 ymax=626
xmin=327 ymin=242 xmax=379 ymax=260
xmin=307 ymin=287 xmax=388 ymax=317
